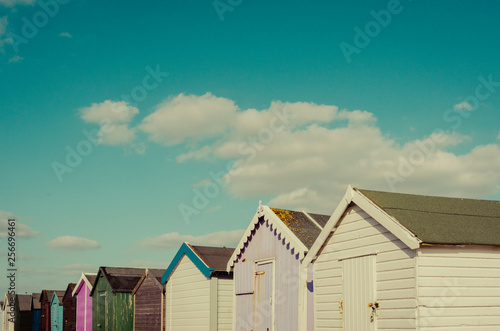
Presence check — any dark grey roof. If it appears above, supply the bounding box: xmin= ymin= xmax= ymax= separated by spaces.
xmin=40 ymin=290 xmax=63 ymax=303
xmin=17 ymin=294 xmax=32 ymax=311
xmin=99 ymin=267 xmax=167 ymax=293
xmin=357 ymin=188 xmax=500 ymax=246
xmin=271 ymin=208 xmax=330 ymax=249
xmin=190 ymin=245 xmax=235 ymax=272
xmin=32 ymin=293 xmax=41 ymax=309
xmin=85 ymin=274 xmax=97 ymax=286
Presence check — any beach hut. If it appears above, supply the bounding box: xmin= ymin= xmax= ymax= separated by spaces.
xmin=62 ymin=284 xmax=76 ymax=331
xmin=131 ymin=268 xmax=166 ymax=331
xmin=162 ymin=243 xmax=235 ymax=331
xmin=91 ymin=267 xmax=163 ymax=330
xmin=226 ymin=203 xmax=329 ymax=331
xmin=304 ymin=186 xmax=500 ymax=330
xmin=50 ymin=292 xmax=64 ymax=331
xmin=31 ymin=293 xmax=41 ymax=331
xmin=14 ymin=294 xmax=32 ymax=331
xmin=3 ymin=294 xmax=14 ymax=331
xmin=72 ymin=273 xmax=96 ymax=331
xmin=0 ymin=301 xmax=3 ymax=331
xmin=40 ymin=290 xmax=61 ymax=331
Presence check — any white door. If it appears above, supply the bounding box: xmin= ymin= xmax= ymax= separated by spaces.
xmin=343 ymin=255 xmax=376 ymax=331
xmin=254 ymin=261 xmax=274 ymax=331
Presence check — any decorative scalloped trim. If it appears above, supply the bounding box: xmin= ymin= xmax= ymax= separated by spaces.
xmin=227 ymin=204 xmax=309 ymax=270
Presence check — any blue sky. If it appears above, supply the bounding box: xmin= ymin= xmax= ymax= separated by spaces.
xmin=1 ymin=0 xmax=499 ymax=294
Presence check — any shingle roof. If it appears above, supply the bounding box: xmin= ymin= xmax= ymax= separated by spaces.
xmin=86 ymin=274 xmax=97 ymax=286
xmin=271 ymin=208 xmax=330 ymax=249
xmin=358 ymin=188 xmax=500 ymax=246
xmin=98 ymin=267 xmax=166 ymax=293
xmin=190 ymin=245 xmax=235 ymax=272
xmin=17 ymin=294 xmax=32 ymax=311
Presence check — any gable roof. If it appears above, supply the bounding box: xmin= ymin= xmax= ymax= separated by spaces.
xmin=358 ymin=188 xmax=500 ymax=246
xmin=161 ymin=243 xmax=234 ymax=283
xmin=271 ymin=208 xmax=330 ymax=249
xmin=132 ymin=268 xmax=166 ymax=295
xmin=305 ymin=186 xmax=500 ymax=266
xmin=72 ymin=273 xmax=97 ymax=297
xmin=227 ymin=202 xmax=329 ymax=270
xmin=16 ymin=294 xmax=32 ymax=312
xmin=32 ymin=293 xmax=41 ymax=310
xmin=90 ymin=267 xmax=166 ymax=295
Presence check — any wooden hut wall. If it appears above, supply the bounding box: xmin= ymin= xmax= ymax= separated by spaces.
xmin=165 ymin=256 xmax=211 ymax=331
xmin=62 ymin=286 xmax=76 ymax=331
xmin=50 ymin=295 xmax=63 ymax=331
xmin=92 ymin=274 xmax=134 ymax=331
xmin=40 ymin=293 xmax=50 ymax=331
xmin=31 ymin=293 xmax=41 ymax=331
xmin=232 ymin=218 xmax=300 ymax=331
xmin=74 ymin=280 xmax=93 ymax=331
xmin=133 ymin=275 xmax=164 ymax=331
xmin=14 ymin=295 xmax=32 ymax=331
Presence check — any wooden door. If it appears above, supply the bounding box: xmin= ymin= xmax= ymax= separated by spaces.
xmin=254 ymin=261 xmax=274 ymax=331
xmin=342 ymin=255 xmax=376 ymax=331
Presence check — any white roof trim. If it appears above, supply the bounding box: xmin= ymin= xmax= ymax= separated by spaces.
xmin=72 ymin=272 xmax=97 ymax=297
xmin=227 ymin=204 xmax=309 ymax=271
xmin=303 ymin=185 xmax=421 ymax=266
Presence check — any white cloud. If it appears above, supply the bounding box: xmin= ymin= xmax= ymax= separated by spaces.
xmin=8 ymin=55 xmax=22 ymax=63
xmin=0 ymin=0 xmax=35 ymax=6
xmin=79 ymin=100 xmax=138 ymax=146
xmin=138 ymin=229 xmax=245 ymax=249
xmin=59 ymin=32 xmax=72 ymax=38
xmin=0 ymin=211 xmax=40 ymax=237
xmin=46 ymin=236 xmax=102 ymax=250
xmin=82 ymin=93 xmax=500 ymax=213
xmin=97 ymin=123 xmax=136 ymax=145
xmin=139 ymin=93 xmax=239 ymax=146
xmin=80 ymin=100 xmax=138 ymax=124
xmin=454 ymin=101 xmax=473 ymax=112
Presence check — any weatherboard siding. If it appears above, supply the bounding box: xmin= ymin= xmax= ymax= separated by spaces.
xmin=216 ymin=278 xmax=233 ymax=331
xmin=166 ymin=255 xmax=210 ymax=331
xmin=75 ymin=281 xmax=92 ymax=331
xmin=134 ymin=276 xmax=164 ymax=331
xmin=314 ymin=205 xmax=417 ymax=330
xmin=92 ymin=275 xmax=134 ymax=331
xmin=416 ymin=246 xmax=500 ymax=330
xmin=50 ymin=297 xmax=63 ymax=331
xmin=233 ymin=218 xmax=300 ymax=331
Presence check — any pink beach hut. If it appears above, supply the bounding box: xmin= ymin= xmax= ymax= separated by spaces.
xmin=71 ymin=273 xmax=96 ymax=331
